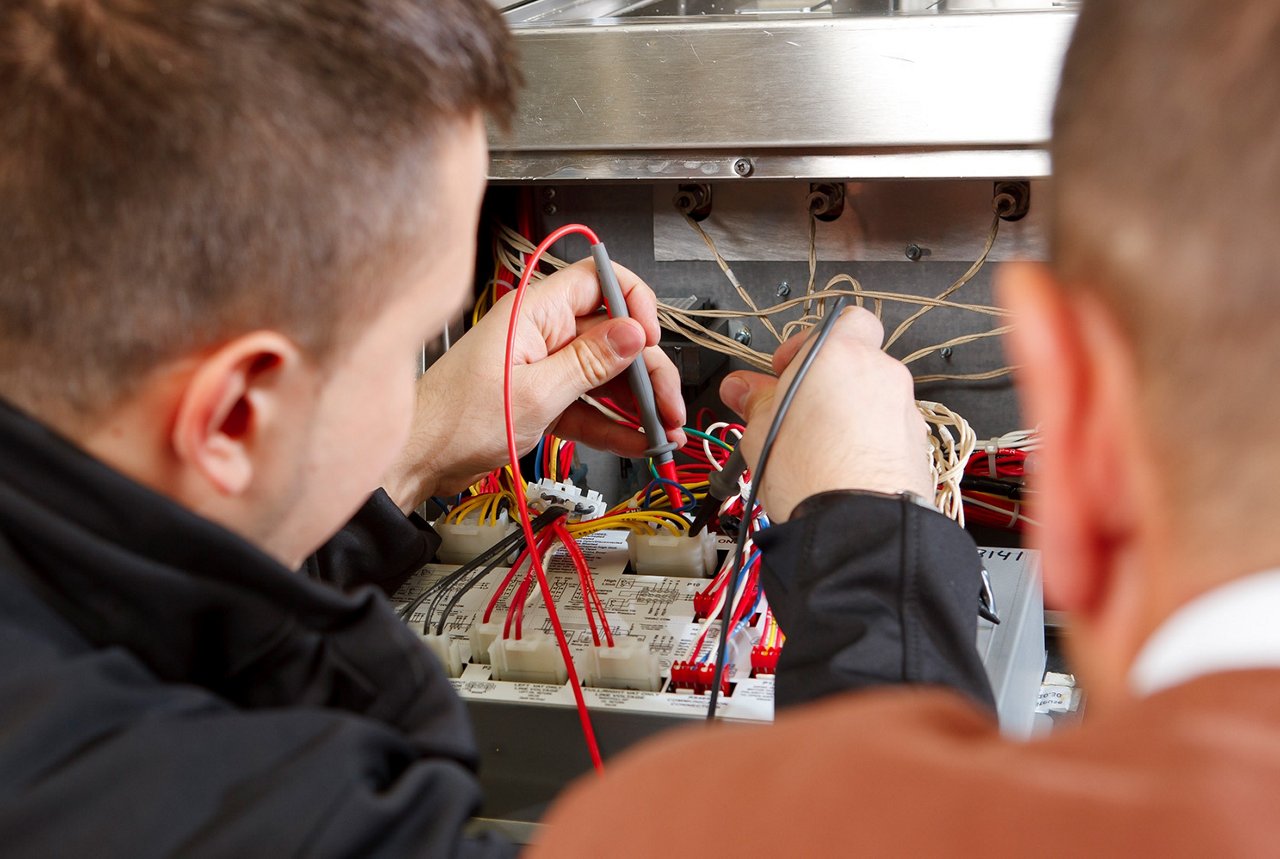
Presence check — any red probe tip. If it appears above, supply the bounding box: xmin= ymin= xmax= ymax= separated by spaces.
xmin=654 ymin=459 xmax=684 ymax=510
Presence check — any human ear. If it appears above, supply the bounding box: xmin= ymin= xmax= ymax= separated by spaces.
xmin=997 ymin=262 xmax=1144 ymax=617
xmin=170 ymin=331 xmax=305 ymax=496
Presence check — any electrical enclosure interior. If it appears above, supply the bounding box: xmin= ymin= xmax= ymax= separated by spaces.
xmin=413 ymin=0 xmax=1075 ymax=835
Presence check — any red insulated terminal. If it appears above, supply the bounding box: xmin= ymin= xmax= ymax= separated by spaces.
xmin=670 ymin=660 xmax=733 ymax=696
xmin=750 ymin=645 xmax=781 ymax=677
xmin=653 ymin=458 xmax=684 ymax=510
xmin=692 ymin=591 xmax=717 ymax=621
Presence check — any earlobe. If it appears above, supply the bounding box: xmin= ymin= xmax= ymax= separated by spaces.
xmin=170 ymin=333 xmax=299 ymax=497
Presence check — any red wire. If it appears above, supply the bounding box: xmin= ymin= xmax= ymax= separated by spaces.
xmin=506 ymin=569 xmax=535 ymax=640
xmin=484 ymin=526 xmax=559 ymax=625
xmin=553 ymin=520 xmax=614 ymax=647
xmin=504 ymin=223 xmax=605 ymax=772
xmin=596 ymin=396 xmax=641 ymax=426
xmin=488 ymin=548 xmax=532 ymax=627
xmin=559 ymin=441 xmax=575 ymax=480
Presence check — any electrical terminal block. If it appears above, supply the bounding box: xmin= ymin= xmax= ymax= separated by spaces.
xmin=526 ymin=478 xmax=607 ymax=522
xmin=469 ymin=621 xmax=503 ymax=665
xmin=584 ymin=640 xmax=661 ymax=692
xmin=750 ymin=645 xmax=781 ymax=677
xmin=670 ymin=660 xmax=732 ymax=696
xmin=693 ymin=590 xmax=719 ymax=621
xmin=488 ymin=632 xmax=570 ymax=685
xmin=434 ymin=517 xmax=518 ymax=565
xmin=421 ymin=633 xmax=466 ymax=678
xmin=627 ymin=530 xmax=717 ymax=578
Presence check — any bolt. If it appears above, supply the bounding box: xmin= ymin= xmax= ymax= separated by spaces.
xmin=940 ymin=347 xmax=954 ymax=361
xmin=732 ymin=326 xmax=752 ymax=346
xmin=732 ymin=158 xmax=754 ymax=178
xmin=543 ymin=203 xmax=558 ymax=216
xmin=776 ymin=281 xmax=791 ymax=298
xmin=905 ymin=243 xmax=923 ymax=262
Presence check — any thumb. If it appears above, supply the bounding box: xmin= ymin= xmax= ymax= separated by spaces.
xmin=545 ymin=316 xmax=646 ymax=396
xmin=719 ymin=371 xmax=777 ymax=421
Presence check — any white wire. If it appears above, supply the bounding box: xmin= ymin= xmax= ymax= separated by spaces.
xmin=701 ymin=422 xmax=741 ymax=471
xmin=581 ymin=394 xmax=633 ymax=425
xmin=965 ymin=495 xmax=1041 ymax=528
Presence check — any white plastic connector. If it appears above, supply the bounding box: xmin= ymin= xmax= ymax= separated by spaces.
xmin=469 ymin=621 xmax=503 ymax=666
xmin=488 ymin=633 xmax=569 ymax=685
xmin=421 ymin=633 xmax=466 ymax=678
xmin=628 ymin=530 xmax=717 ymax=578
xmin=434 ymin=517 xmax=518 ymax=565
xmin=584 ymin=640 xmax=660 ymax=691
xmin=526 ymin=478 xmax=607 ymax=522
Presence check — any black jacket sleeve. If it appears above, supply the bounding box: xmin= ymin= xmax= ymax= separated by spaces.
xmin=0 ymin=627 xmax=519 ymax=859
xmin=304 ymin=489 xmax=441 ymax=596
xmin=754 ymin=491 xmax=997 ymax=713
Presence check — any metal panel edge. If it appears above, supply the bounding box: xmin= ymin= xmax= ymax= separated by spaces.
xmin=487 ymin=147 xmax=1051 ymax=181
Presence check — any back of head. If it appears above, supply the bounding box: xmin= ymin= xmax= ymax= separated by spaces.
xmin=0 ymin=0 xmax=516 ymax=425
xmin=1052 ymin=0 xmax=1280 ymax=545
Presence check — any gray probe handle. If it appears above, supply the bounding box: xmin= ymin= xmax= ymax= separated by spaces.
xmin=591 ymin=242 xmax=678 ymax=458
xmin=708 ymin=447 xmax=747 ymax=500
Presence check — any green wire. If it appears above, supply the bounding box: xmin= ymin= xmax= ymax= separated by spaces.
xmin=646 ymin=425 xmax=737 ymax=480
xmin=681 ymin=426 xmax=734 ymax=450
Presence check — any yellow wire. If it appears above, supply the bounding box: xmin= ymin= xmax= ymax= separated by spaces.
xmin=446 ymin=496 xmax=490 ymax=524
xmin=566 ymin=509 xmax=689 ymax=537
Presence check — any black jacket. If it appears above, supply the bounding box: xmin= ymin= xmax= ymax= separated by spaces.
xmin=0 ymin=401 xmax=517 ymax=858
xmin=0 ymin=398 xmax=992 ymax=857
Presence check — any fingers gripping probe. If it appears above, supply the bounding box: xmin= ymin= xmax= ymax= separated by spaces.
xmin=589 ymin=242 xmax=684 ymax=510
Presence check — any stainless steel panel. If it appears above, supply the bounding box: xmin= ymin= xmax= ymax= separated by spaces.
xmin=507 ymin=0 xmax=1074 ymax=26
xmin=495 ymin=12 xmax=1074 ymax=152
xmin=487 ymin=147 xmax=1052 ymax=181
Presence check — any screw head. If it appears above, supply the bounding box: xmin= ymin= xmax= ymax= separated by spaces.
xmin=776 ymin=281 xmax=791 ymax=298
xmin=905 ymin=243 xmax=923 ymax=261
xmin=543 ymin=187 xmax=557 ymax=200
xmin=732 ymin=326 xmax=752 ymax=346
xmin=732 ymin=158 xmax=754 ymax=178
xmin=543 ymin=203 xmax=558 ymax=216
xmin=940 ymin=347 xmax=954 ymax=361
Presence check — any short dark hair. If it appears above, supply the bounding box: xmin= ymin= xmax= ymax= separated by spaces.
xmin=0 ymin=0 xmax=517 ymax=420
xmin=1051 ymin=1 xmax=1280 ymax=524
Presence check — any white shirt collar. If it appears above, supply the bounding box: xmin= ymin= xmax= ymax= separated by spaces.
xmin=1130 ymin=568 xmax=1280 ymax=697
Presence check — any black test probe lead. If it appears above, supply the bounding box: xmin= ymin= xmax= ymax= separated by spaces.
xmin=705 ymin=298 xmax=849 ymax=719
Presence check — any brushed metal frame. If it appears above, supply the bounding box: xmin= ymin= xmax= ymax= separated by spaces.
xmin=490 ymin=10 xmax=1075 ymax=180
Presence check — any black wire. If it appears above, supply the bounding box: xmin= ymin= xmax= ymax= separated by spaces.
xmin=430 ymin=509 xmax=561 ymax=636
xmin=434 ymin=510 xmax=577 ymax=636
xmin=705 ymin=298 xmax=849 ymax=719
xmin=428 ymin=551 xmax=509 ymax=636
xmin=397 ymin=506 xmax=566 ymax=625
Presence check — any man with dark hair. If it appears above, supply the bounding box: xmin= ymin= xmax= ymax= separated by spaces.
xmin=0 ymin=1 xmax=684 ymax=855
xmin=534 ymin=1 xmax=1280 ymax=854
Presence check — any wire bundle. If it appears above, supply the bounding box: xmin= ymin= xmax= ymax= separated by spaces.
xmin=493 ymin=208 xmax=1010 ymax=525
xmin=960 ymin=429 xmax=1040 ymax=530
xmin=494 ymin=214 xmax=1014 ymax=384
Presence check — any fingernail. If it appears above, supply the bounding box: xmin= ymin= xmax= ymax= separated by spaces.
xmin=606 ymin=319 xmax=644 ymax=357
xmin=720 ymin=375 xmax=748 ymax=414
